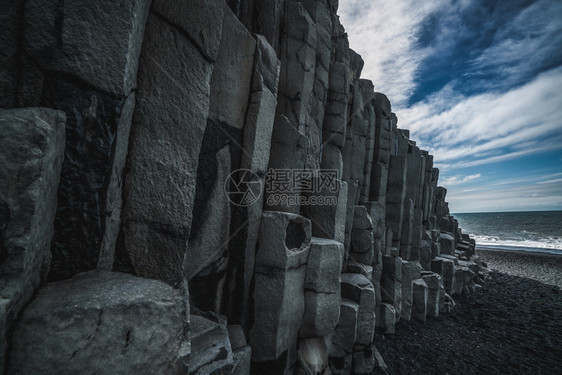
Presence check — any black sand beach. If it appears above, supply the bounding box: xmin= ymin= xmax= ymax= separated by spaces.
xmin=376 ymin=249 xmax=562 ymax=374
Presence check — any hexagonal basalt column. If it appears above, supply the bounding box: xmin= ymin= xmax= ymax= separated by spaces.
xmin=341 ymin=273 xmax=376 ymax=347
xmin=300 ymin=238 xmax=345 ymax=338
xmin=250 ymin=211 xmax=311 ymax=371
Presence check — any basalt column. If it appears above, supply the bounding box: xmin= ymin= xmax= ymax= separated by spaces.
xmin=18 ymin=0 xmax=152 ymax=280
xmin=117 ymin=0 xmax=225 ymax=282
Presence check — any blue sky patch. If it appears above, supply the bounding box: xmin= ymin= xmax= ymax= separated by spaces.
xmin=340 ymin=0 xmax=562 ymax=212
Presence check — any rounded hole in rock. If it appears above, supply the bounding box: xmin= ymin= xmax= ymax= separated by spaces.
xmin=285 ymin=219 xmax=306 ymax=251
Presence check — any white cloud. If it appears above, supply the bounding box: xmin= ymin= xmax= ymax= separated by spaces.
xmin=339 ymin=0 xmax=451 ymax=107
xmin=537 ymin=178 xmax=562 ymax=185
xmin=440 ymin=173 xmax=481 ymax=186
xmin=469 ymin=0 xmax=562 ymax=88
xmin=340 ymin=0 xmax=562 ymax=171
xmin=398 ymin=67 xmax=562 ymax=168
xmin=340 ymin=0 xmax=562 ymax=213
xmin=448 ymin=180 xmax=562 ymax=213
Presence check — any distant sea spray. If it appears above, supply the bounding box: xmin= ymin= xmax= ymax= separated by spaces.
xmin=454 ymin=211 xmax=562 ymax=254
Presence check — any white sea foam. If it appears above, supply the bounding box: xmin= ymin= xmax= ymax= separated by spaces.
xmin=473 ymin=234 xmax=562 ymax=252
xmin=456 ymin=211 xmax=562 ymax=254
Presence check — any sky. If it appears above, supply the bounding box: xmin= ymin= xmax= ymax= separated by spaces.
xmin=339 ymin=0 xmax=562 ymax=213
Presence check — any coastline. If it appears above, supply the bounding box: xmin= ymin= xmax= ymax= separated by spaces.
xmin=377 ymin=247 xmax=562 ymax=374
xmin=476 ymin=245 xmax=562 ymax=257
xmin=476 ymin=247 xmax=562 ymax=288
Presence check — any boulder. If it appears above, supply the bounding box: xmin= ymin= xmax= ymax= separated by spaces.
xmin=441 ymin=292 xmax=456 ymax=314
xmin=462 ymin=266 xmax=477 ymax=291
xmin=8 ymin=271 xmax=190 ymax=374
xmin=232 ymin=346 xmax=252 ymax=375
xmin=373 ymin=346 xmax=389 ymax=373
xmin=0 ymin=108 xmax=65 ymax=368
xmin=458 ymin=259 xmax=479 ymax=274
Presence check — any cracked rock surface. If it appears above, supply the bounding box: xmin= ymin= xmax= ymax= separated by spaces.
xmin=8 ymin=271 xmax=190 ymax=375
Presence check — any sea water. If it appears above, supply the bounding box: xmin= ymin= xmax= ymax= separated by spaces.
xmin=453 ymin=211 xmax=562 ymax=255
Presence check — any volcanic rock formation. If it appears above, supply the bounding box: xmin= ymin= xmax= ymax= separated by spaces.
xmin=0 ymin=0 xmax=485 ymax=373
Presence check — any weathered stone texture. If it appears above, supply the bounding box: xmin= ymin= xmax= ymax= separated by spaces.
xmin=300 ymin=237 xmax=344 ymax=338
xmin=23 ymin=0 xmax=152 ymax=96
xmin=329 ymin=299 xmax=359 ymax=375
xmin=8 ymin=271 xmax=190 ymax=374
xmin=301 ymin=179 xmax=348 ymax=244
xmin=0 ymin=1 xmax=482 ymax=373
xmin=118 ymin=13 xmax=213 ymax=282
xmin=0 ymin=108 xmax=66 ymax=369
xmin=250 ymin=211 xmax=311 ymax=369
xmin=341 ymin=273 xmax=376 ymax=346
xmin=188 ymin=313 xmax=234 ymax=374
xmin=19 ymin=0 xmax=152 ymax=280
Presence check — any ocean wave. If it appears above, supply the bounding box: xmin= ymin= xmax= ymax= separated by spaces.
xmin=472 ymin=234 xmax=562 ymax=251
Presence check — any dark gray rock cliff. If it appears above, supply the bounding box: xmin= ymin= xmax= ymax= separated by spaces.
xmin=0 ymin=0 xmax=484 ymax=374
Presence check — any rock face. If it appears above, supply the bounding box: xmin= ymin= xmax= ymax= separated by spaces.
xmin=0 ymin=1 xmax=482 ymax=374
xmin=330 ymin=299 xmax=359 ymax=375
xmin=117 ymin=10 xmax=215 ymax=283
xmin=0 ymin=108 xmax=66 ymax=369
xmin=7 ymin=271 xmax=190 ymax=375
xmin=19 ymin=0 xmax=153 ymax=280
xmin=188 ymin=313 xmax=234 ymax=374
xmin=300 ymin=237 xmax=344 ymax=338
xmin=250 ymin=211 xmax=311 ymax=371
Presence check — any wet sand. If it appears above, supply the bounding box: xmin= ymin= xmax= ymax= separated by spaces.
xmin=376 ymin=249 xmax=562 ymax=374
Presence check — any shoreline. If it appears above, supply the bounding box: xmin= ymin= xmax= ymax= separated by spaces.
xmin=378 ymin=246 xmax=562 ymax=374
xmin=476 ymin=245 xmax=562 ymax=257
xmin=476 ymin=248 xmax=562 ymax=288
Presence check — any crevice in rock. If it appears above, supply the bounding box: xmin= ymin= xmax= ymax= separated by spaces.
xmin=285 ymin=219 xmax=306 ymax=250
